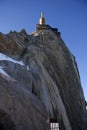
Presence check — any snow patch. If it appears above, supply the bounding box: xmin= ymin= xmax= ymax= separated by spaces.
xmin=26 ymin=66 xmax=30 ymax=71
xmin=0 ymin=66 xmax=9 ymax=76
xmin=0 ymin=53 xmax=24 ymax=66
xmin=0 ymin=53 xmax=30 ymax=79
xmin=34 ymin=33 xmax=39 ymax=36
xmin=0 ymin=52 xmax=25 ymax=76
xmin=0 ymin=66 xmax=16 ymax=82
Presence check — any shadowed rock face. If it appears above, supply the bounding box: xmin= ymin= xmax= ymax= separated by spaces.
xmin=0 ymin=74 xmax=49 ymax=130
xmin=0 ymin=29 xmax=86 ymax=130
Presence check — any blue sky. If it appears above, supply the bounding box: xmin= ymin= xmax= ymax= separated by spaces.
xmin=0 ymin=0 xmax=87 ymax=100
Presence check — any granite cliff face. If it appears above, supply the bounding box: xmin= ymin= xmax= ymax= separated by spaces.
xmin=0 ymin=28 xmax=86 ymax=130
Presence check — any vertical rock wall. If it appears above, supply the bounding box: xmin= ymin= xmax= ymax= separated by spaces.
xmin=0 ymin=29 xmax=86 ymax=130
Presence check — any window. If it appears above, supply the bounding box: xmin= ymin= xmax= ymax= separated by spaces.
xmin=50 ymin=119 xmax=59 ymax=130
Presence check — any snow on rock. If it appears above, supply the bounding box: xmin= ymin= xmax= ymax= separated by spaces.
xmin=0 ymin=52 xmax=25 ymax=77
xmin=0 ymin=66 xmax=16 ymax=82
xmin=0 ymin=53 xmax=25 ymax=66
xmin=26 ymin=66 xmax=30 ymax=71
xmin=34 ymin=33 xmax=39 ymax=36
xmin=0 ymin=66 xmax=9 ymax=76
xmin=0 ymin=65 xmax=16 ymax=82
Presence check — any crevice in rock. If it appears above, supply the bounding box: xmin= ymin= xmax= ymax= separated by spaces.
xmin=0 ymin=109 xmax=15 ymax=130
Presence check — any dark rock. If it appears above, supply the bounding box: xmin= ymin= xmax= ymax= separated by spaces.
xmin=0 ymin=75 xmax=49 ymax=130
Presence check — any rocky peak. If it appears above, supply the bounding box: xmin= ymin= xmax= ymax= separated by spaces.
xmin=0 ymin=26 xmax=86 ymax=130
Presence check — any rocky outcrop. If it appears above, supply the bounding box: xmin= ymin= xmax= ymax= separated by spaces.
xmin=0 ymin=29 xmax=27 ymax=60
xmin=0 ymin=27 xmax=86 ymax=130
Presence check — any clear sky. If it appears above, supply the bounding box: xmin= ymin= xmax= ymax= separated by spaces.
xmin=0 ymin=0 xmax=87 ymax=100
